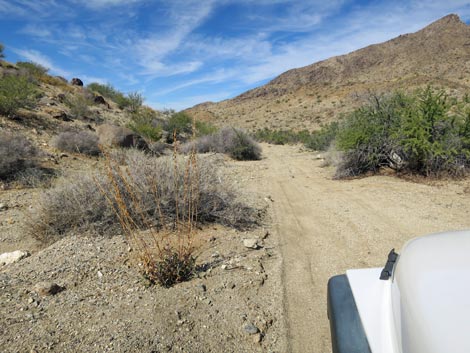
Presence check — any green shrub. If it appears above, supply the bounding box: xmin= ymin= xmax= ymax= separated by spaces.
xmin=128 ymin=107 xmax=162 ymax=141
xmin=305 ymin=122 xmax=339 ymax=151
xmin=0 ymin=75 xmax=39 ymax=116
xmin=87 ymin=82 xmax=120 ymax=98
xmin=126 ymin=91 xmax=144 ymax=113
xmin=0 ymin=131 xmax=39 ymax=179
xmin=51 ymin=130 xmax=100 ymax=156
xmin=87 ymin=82 xmax=139 ymax=110
xmin=333 ymin=88 xmax=470 ymax=178
xmin=65 ymin=92 xmax=94 ymax=119
xmin=195 ymin=120 xmax=217 ymax=136
xmin=164 ymin=112 xmax=192 ymax=142
xmin=16 ymin=61 xmax=49 ymax=78
xmin=0 ymin=43 xmax=4 ymax=59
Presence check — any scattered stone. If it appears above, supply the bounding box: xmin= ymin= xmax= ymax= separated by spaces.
xmin=52 ymin=111 xmax=72 ymax=122
xmin=244 ymin=323 xmax=259 ymax=335
xmin=0 ymin=203 xmax=7 ymax=211
xmin=243 ymin=239 xmax=260 ymax=249
xmin=97 ymin=271 xmax=103 ymax=279
xmin=196 ymin=284 xmax=206 ymax=292
xmin=59 ymin=153 xmax=68 ymax=158
xmin=57 ymin=93 xmax=66 ymax=102
xmin=221 ymin=264 xmax=228 ymax=270
xmin=0 ymin=250 xmax=30 ymax=266
xmin=252 ymin=333 xmax=262 ymax=343
xmin=33 ymin=282 xmax=64 ymax=296
xmin=70 ymin=78 xmax=84 ymax=86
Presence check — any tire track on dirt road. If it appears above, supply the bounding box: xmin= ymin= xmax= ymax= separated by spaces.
xmin=254 ymin=144 xmax=470 ymax=353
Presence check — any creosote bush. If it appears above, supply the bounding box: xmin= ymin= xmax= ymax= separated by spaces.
xmin=0 ymin=74 xmax=39 ymax=116
xmin=65 ymin=92 xmax=95 ymax=119
xmin=333 ymin=87 xmax=470 ymax=178
xmin=16 ymin=61 xmax=49 ymax=79
xmin=0 ymin=131 xmax=39 ymax=179
xmin=182 ymin=127 xmax=262 ymax=160
xmin=51 ymin=130 xmax=100 ymax=156
xmin=127 ymin=106 xmax=163 ymax=142
xmin=87 ymin=82 xmax=143 ymax=111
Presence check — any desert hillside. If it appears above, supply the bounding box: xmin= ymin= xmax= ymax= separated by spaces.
xmin=186 ymin=14 xmax=470 ymax=131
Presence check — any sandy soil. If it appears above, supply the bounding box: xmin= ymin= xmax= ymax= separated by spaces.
xmin=2 ymin=143 xmax=470 ymax=352
xmin=253 ymin=143 xmax=470 ymax=353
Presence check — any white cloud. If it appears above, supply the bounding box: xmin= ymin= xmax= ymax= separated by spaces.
xmin=133 ymin=0 xmax=215 ymax=75
xmin=19 ymin=24 xmax=52 ymax=38
xmin=76 ymin=0 xmax=143 ymax=9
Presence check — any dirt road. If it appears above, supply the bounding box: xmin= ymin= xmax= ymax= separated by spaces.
xmin=250 ymin=144 xmax=470 ymax=353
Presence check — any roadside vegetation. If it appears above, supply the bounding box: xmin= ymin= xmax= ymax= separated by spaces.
xmin=253 ymin=122 xmax=338 ymax=151
xmin=308 ymin=87 xmax=470 ymax=178
xmin=28 ymin=147 xmax=260 ymax=286
xmin=183 ymin=127 xmax=262 ymax=160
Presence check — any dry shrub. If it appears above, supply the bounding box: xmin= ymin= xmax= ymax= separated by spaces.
xmin=28 ymin=149 xmax=258 ymax=244
xmin=51 ymin=130 xmax=100 ymax=156
xmin=182 ymin=127 xmax=262 ymax=160
xmin=0 ymin=131 xmax=39 ymax=179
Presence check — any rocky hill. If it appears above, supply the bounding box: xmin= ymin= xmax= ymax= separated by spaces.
xmin=185 ymin=14 xmax=470 ymax=131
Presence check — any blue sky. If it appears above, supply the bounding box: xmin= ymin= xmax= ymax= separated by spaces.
xmin=1 ymin=1 xmax=470 ymax=110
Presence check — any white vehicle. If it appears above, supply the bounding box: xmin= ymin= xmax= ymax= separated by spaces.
xmin=327 ymin=230 xmax=470 ymax=353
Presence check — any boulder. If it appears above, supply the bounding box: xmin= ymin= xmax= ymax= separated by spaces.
xmin=0 ymin=250 xmax=30 ymax=266
xmin=70 ymin=78 xmax=83 ymax=86
xmin=96 ymin=124 xmax=148 ymax=149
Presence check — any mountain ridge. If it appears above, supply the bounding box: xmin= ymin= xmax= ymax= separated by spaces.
xmin=185 ymin=14 xmax=470 ymax=131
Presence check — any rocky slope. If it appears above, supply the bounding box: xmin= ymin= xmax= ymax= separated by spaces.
xmin=186 ymin=14 xmax=470 ymax=131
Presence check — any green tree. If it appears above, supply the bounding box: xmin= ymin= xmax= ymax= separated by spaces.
xmin=0 ymin=43 xmax=4 ymax=59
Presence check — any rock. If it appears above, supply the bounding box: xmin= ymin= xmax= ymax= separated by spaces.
xmin=243 ymin=239 xmax=260 ymax=249
xmin=196 ymin=284 xmax=206 ymax=292
xmin=53 ymin=111 xmax=72 ymax=122
xmin=57 ymin=93 xmax=66 ymax=102
xmin=252 ymin=333 xmax=262 ymax=343
xmin=96 ymin=124 xmax=148 ymax=149
xmin=0 ymin=203 xmax=7 ymax=211
xmin=0 ymin=250 xmax=30 ymax=266
xmin=70 ymin=78 xmax=83 ymax=86
xmin=93 ymin=95 xmax=107 ymax=105
xmin=244 ymin=323 xmax=259 ymax=335
xmin=33 ymin=282 xmax=64 ymax=296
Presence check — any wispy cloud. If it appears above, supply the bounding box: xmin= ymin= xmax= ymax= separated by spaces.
xmin=13 ymin=49 xmax=71 ymax=77
xmin=4 ymin=0 xmax=470 ymax=110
